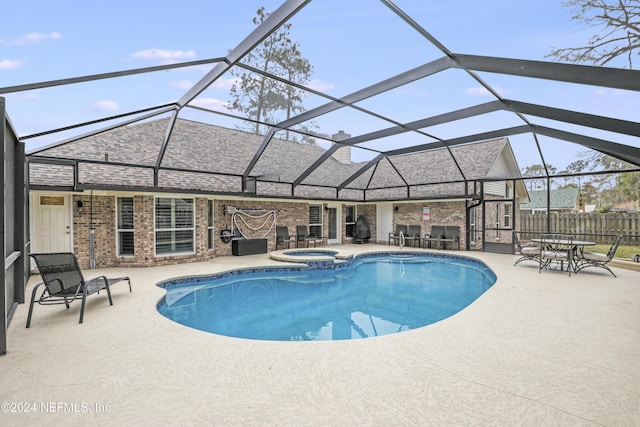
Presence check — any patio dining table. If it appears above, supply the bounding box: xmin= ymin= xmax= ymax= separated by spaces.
xmin=531 ymin=237 xmax=596 ymax=272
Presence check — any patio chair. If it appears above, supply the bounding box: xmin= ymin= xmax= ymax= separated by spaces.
xmin=275 ymin=226 xmax=297 ymax=250
xmin=513 ymin=230 xmax=541 ymax=267
xmin=27 ymin=253 xmax=132 ymax=327
xmin=296 ymin=225 xmax=326 ymax=248
xmin=574 ymin=234 xmax=623 ymax=277
xmin=388 ymin=224 xmax=407 ymax=246
xmin=423 ymin=225 xmax=460 ymax=250
xmin=404 ymin=225 xmax=422 ymax=248
xmin=538 ymin=234 xmax=573 ymax=276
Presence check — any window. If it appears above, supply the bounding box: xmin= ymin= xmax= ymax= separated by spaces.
xmin=505 ymin=182 xmax=513 ymax=198
xmin=117 ymin=197 xmax=134 ymax=256
xmin=208 ymin=200 xmax=215 ymax=250
xmin=155 ymin=197 xmax=194 ymax=255
xmin=309 ymin=204 xmax=323 ymax=238
xmin=504 ymin=202 xmax=512 ymax=228
xmin=470 ymin=206 xmax=477 ymax=242
xmin=345 ymin=205 xmax=356 ymax=238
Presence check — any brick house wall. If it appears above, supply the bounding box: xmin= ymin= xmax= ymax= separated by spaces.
xmin=68 ymin=192 xmax=515 ymax=268
xmin=69 ymin=193 xmax=381 ymax=268
xmin=391 ymin=201 xmax=467 ymax=249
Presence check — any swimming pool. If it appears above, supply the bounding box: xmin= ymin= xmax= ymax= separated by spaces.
xmin=157 ymin=252 xmax=496 ymax=341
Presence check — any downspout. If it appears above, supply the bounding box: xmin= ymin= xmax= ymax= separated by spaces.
xmin=466 ymin=196 xmax=482 ymax=251
xmin=89 ymin=190 xmax=95 ymax=269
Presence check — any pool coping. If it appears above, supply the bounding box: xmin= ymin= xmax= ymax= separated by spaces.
xmin=8 ymin=243 xmax=639 ymax=425
xmin=156 ymin=248 xmax=496 ymax=292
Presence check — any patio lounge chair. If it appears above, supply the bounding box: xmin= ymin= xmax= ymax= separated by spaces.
xmin=275 ymin=226 xmax=297 ymax=250
xmin=388 ymin=224 xmax=407 ymax=246
xmin=27 ymin=252 xmax=132 ymax=327
xmin=574 ymin=234 xmax=623 ymax=277
xmin=513 ymin=230 xmax=541 ymax=267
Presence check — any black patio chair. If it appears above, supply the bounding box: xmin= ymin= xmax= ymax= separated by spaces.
xmin=513 ymin=230 xmax=541 ymax=267
xmin=574 ymin=234 xmax=623 ymax=277
xmin=275 ymin=226 xmax=297 ymax=250
xmin=388 ymin=224 xmax=407 ymax=246
xmin=27 ymin=253 xmax=132 ymax=327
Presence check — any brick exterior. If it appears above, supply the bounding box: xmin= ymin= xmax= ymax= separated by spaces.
xmin=392 ymin=201 xmax=467 ymax=249
xmin=62 ymin=193 xmax=527 ymax=267
xmin=69 ymin=194 xmax=381 ymax=268
xmin=52 ymin=190 xmax=536 ymax=268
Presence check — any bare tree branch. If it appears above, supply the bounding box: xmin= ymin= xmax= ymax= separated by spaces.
xmin=547 ymin=0 xmax=639 ymax=68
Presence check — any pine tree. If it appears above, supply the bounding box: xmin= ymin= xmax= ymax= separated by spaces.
xmin=228 ymin=7 xmax=315 ymax=143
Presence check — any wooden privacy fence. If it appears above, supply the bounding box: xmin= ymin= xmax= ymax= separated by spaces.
xmin=519 ymin=213 xmax=640 ymax=245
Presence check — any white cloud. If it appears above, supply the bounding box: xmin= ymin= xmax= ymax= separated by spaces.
xmin=464 ymin=86 xmax=510 ymax=97
xmin=209 ymin=77 xmax=238 ymax=90
xmin=0 ymin=32 xmax=62 ymax=45
xmin=171 ymin=80 xmax=193 ymax=90
xmin=0 ymin=59 xmax=23 ymax=69
xmin=91 ymin=100 xmax=119 ymax=112
xmin=131 ymin=48 xmax=196 ymax=60
xmin=190 ymin=98 xmax=230 ymax=111
xmin=307 ymin=79 xmax=335 ymax=92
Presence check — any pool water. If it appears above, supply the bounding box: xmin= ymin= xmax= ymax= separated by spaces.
xmin=157 ymin=253 xmax=496 ymax=341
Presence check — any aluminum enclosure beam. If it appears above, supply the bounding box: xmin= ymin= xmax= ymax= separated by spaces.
xmin=291 ymin=101 xmax=502 ymax=188
xmin=533 ymin=126 xmax=640 ymax=167
xmin=177 ymin=0 xmax=310 ymax=108
xmin=452 ymin=54 xmax=640 ymax=91
xmin=244 ymin=56 xmax=454 ymax=184
xmin=164 ymin=0 xmax=309 ymax=181
xmin=504 ymin=100 xmax=640 ymax=137
xmin=0 ymin=58 xmax=225 ymax=95
xmin=27 ymin=105 xmax=176 ymax=155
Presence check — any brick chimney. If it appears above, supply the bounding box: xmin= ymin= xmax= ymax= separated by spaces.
xmin=331 ymin=130 xmax=351 ymax=165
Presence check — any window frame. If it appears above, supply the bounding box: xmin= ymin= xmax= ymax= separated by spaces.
xmin=309 ymin=204 xmax=323 ymax=238
xmin=207 ymin=199 xmax=215 ymax=251
xmin=154 ymin=197 xmax=195 ymax=256
xmin=503 ymin=201 xmax=512 ymax=228
xmin=345 ymin=205 xmax=356 ymax=238
xmin=116 ymin=196 xmax=134 ymax=257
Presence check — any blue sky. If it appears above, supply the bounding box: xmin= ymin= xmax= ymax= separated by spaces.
xmin=2 ymin=0 xmax=638 ymax=173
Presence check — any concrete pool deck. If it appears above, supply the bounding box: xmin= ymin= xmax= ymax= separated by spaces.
xmin=1 ymin=244 xmax=639 ymax=426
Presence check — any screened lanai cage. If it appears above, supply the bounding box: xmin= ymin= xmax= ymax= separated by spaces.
xmin=2 ymin=0 xmax=640 ymax=352
xmin=4 ymin=0 xmax=636 ymax=198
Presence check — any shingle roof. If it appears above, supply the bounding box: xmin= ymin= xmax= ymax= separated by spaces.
xmin=29 ymin=118 xmax=516 ymax=201
xmin=520 ymin=188 xmax=579 ymax=210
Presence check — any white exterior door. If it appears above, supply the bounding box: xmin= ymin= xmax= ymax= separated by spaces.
xmin=377 ymin=203 xmax=393 ymax=243
xmin=326 ymin=204 xmax=341 ymax=245
xmin=32 ymin=194 xmax=72 ymax=253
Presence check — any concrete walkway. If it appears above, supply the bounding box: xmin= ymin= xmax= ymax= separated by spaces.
xmin=1 ymin=245 xmax=638 ymax=426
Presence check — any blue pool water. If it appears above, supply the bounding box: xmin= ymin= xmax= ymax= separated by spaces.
xmin=157 ymin=253 xmax=496 ymax=341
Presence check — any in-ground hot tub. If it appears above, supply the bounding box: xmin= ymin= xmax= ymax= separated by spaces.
xmin=269 ymin=248 xmax=354 ymax=265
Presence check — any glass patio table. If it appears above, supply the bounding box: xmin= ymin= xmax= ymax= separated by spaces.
xmin=531 ymin=237 xmax=596 ymax=272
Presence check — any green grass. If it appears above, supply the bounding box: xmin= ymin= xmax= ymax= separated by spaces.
xmin=589 ymin=244 xmax=640 ymax=259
